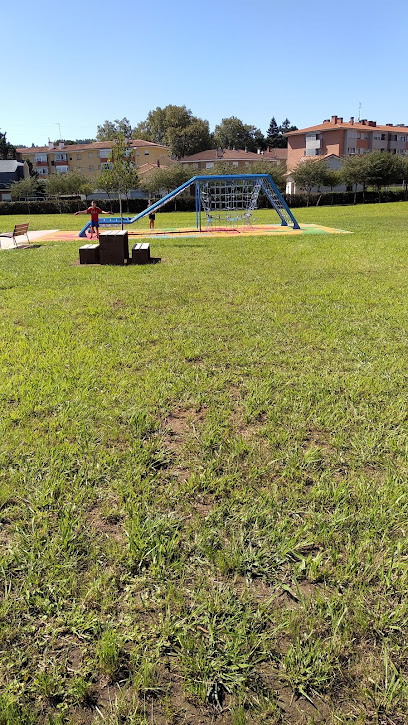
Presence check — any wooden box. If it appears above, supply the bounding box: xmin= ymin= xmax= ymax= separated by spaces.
xmin=131 ymin=242 xmax=150 ymax=264
xmin=99 ymin=230 xmax=129 ymax=265
xmin=79 ymin=243 xmax=100 ymax=264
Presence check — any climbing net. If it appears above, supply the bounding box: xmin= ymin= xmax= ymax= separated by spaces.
xmin=199 ymin=178 xmax=262 ymax=228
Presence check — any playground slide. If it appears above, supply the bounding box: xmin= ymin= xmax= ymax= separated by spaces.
xmin=78 ymin=175 xmax=299 ymax=237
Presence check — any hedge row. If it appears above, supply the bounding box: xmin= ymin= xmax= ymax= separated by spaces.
xmin=285 ymin=189 xmax=408 ymax=207
xmin=0 ymin=189 xmax=407 ymax=215
xmin=0 ymin=199 xmax=150 ymax=215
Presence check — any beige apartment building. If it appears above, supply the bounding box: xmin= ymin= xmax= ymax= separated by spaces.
xmin=285 ymin=115 xmax=408 ymax=171
xmin=16 ymin=140 xmax=170 ymax=177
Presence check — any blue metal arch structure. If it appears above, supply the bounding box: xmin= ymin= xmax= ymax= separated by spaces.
xmin=78 ymin=174 xmax=299 ymax=236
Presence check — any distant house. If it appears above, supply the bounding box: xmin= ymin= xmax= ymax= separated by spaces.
xmin=178 ymin=147 xmax=287 ymax=173
xmin=285 ymin=115 xmax=408 ymax=171
xmin=0 ymin=160 xmax=29 ymax=201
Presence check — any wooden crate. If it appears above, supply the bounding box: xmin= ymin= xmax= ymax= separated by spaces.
xmin=131 ymin=242 xmax=150 ymax=265
xmin=79 ymin=244 xmax=100 ymax=265
xmin=99 ymin=230 xmax=129 ymax=265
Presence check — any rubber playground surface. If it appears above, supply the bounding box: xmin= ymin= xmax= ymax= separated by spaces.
xmin=24 ymin=223 xmax=350 ymax=243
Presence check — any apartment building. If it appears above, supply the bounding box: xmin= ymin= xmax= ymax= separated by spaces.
xmin=178 ymin=147 xmax=287 ymax=172
xmin=285 ymin=115 xmax=408 ymax=171
xmin=16 ymin=140 xmax=170 ymax=177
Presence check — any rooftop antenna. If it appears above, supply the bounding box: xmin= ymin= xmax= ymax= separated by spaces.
xmin=358 ymin=102 xmax=362 ymax=122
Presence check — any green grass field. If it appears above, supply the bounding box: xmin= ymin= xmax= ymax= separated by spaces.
xmin=1 ymin=202 xmax=408 ymax=724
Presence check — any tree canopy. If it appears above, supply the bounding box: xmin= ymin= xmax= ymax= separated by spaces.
xmin=340 ymin=151 xmax=405 ymax=199
xmin=10 ymin=176 xmax=44 ymax=201
xmin=0 ymin=130 xmax=17 ymax=160
xmin=96 ymin=118 xmax=133 ymax=141
xmin=138 ymin=163 xmax=191 ymax=199
xmin=93 ymin=108 xmax=298 ymax=159
xmin=133 ymin=105 xmax=212 ymax=158
xmin=96 ymin=134 xmax=139 ymax=222
xmin=265 ymin=117 xmax=297 ymax=148
xmin=291 ymin=158 xmax=339 ymax=200
xmin=213 ymin=117 xmax=265 ymax=152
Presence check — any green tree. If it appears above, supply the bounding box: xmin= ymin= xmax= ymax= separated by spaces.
xmin=246 ymin=160 xmax=286 ymax=192
xmin=362 ymin=151 xmax=404 ymax=198
xmin=45 ymin=171 xmax=92 ymax=211
xmin=291 ymin=158 xmax=332 ymax=204
xmin=213 ymin=117 xmax=265 ymax=152
xmin=10 ymin=176 xmax=44 ymax=200
xmin=102 ymin=134 xmax=139 ymax=225
xmin=26 ymin=159 xmax=38 ymax=178
xmin=0 ymin=130 xmax=17 ymax=160
xmin=96 ymin=118 xmax=132 ymax=141
xmin=266 ymin=118 xmax=297 ymax=148
xmin=133 ymin=105 xmax=212 ymax=157
xmin=139 ymin=163 xmax=191 ymax=201
xmin=165 ymin=119 xmax=212 ymax=158
xmin=341 ymin=154 xmax=368 ymax=202
xmin=265 ymin=117 xmax=279 ymax=147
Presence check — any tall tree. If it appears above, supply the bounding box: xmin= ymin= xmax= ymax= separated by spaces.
xmin=133 ymin=105 xmax=212 ymax=157
xmin=266 ymin=117 xmax=279 ymax=147
xmin=101 ymin=134 xmax=139 ymax=224
xmin=266 ymin=118 xmax=298 ymax=148
xmin=291 ymin=158 xmax=333 ymax=203
xmin=10 ymin=176 xmax=44 ymax=200
xmin=0 ymin=130 xmax=17 ymax=160
xmin=213 ymin=117 xmax=265 ymax=152
xmin=139 ymin=163 xmax=191 ymax=200
xmin=362 ymin=151 xmax=404 ymax=197
xmin=96 ymin=118 xmax=132 ymax=141
xmin=341 ymin=154 xmax=368 ymax=202
xmin=45 ymin=171 xmax=92 ymax=211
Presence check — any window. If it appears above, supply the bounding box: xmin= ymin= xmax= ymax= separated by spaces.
xmin=88 ymin=152 xmax=93 ymax=158
xmin=98 ymin=149 xmax=111 ymax=158
xmin=206 ymin=162 xmax=214 ymax=169
xmin=381 ymin=134 xmax=386 ymax=140
xmin=232 ymin=161 xmax=238 ymax=166
xmin=89 ymin=165 xmax=94 ymax=171
xmin=399 ymin=135 xmax=406 ymax=142
xmin=347 ymin=148 xmax=356 ymax=154
xmin=77 ymin=154 xmax=81 ymax=160
xmin=144 ymin=151 xmax=149 ymax=156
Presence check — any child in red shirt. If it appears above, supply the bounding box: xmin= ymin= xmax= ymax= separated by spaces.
xmin=75 ymin=201 xmax=111 ymax=238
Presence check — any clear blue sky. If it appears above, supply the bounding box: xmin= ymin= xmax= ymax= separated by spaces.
xmin=3 ymin=0 xmax=408 ymax=147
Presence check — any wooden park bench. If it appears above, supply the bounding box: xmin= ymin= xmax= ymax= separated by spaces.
xmin=0 ymin=222 xmax=30 ymax=247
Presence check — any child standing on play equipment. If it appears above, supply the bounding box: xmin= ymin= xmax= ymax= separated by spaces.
xmin=147 ymin=202 xmax=156 ymax=230
xmin=74 ymin=201 xmax=111 ymax=239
